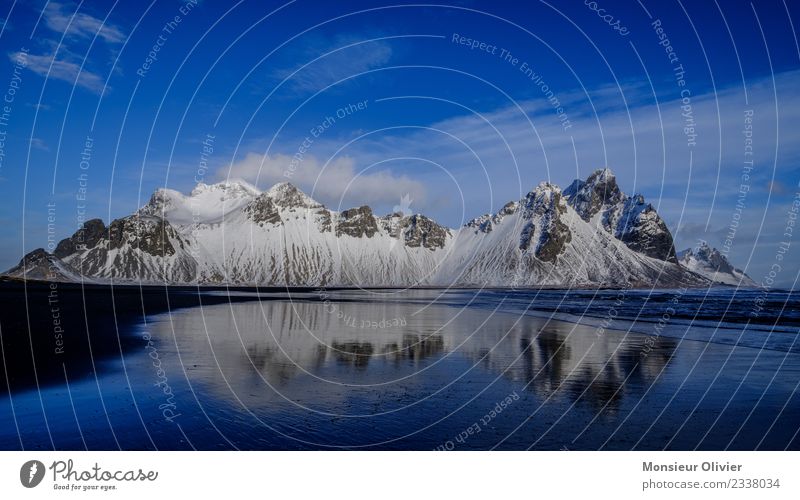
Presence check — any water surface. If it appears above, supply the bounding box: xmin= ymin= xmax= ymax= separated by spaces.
xmin=1 ymin=286 xmax=798 ymax=450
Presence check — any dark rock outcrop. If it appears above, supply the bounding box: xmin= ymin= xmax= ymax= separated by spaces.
xmin=678 ymin=241 xmax=755 ymax=285
xmin=336 ymin=206 xmax=379 ymax=238
xmin=316 ymin=208 xmax=332 ymax=232
xmin=563 ymin=178 xmax=585 ymax=199
xmin=244 ymin=195 xmax=281 ymax=225
xmin=54 ymin=218 xmax=106 ymax=258
xmin=4 ymin=248 xmax=79 ymax=281
xmin=521 ymin=184 xmax=572 ymax=263
xmin=107 ymin=216 xmax=179 ymax=257
xmin=566 ymin=168 xmax=623 ymax=221
xmin=400 ymin=214 xmax=449 ymax=250
xmin=565 ymin=169 xmax=676 ymax=263
xmin=683 ymin=242 xmax=736 ymax=274
xmin=519 ymin=222 xmax=535 ymax=251
xmin=606 ymin=195 xmax=677 ymax=263
xmin=268 ymin=182 xmax=322 ymax=209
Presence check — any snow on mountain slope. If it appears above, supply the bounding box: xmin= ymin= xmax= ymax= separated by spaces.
xmin=138 ymin=179 xmax=260 ymax=225
xmin=57 ymin=215 xmax=199 ymax=283
xmin=564 ymin=168 xmax=677 ymax=262
xmin=3 ymin=248 xmax=85 ymax=281
xmin=182 ymin=188 xmax=451 ymax=286
xmin=441 ymin=183 xmax=698 ymax=287
xmin=678 ymin=242 xmax=756 ymax=286
xmin=4 ymin=172 xmax=725 ymax=287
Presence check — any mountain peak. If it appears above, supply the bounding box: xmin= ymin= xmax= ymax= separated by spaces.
xmin=523 ymin=182 xmax=564 ymax=212
xmin=265 ymin=182 xmax=321 ymax=208
xmin=265 ymin=181 xmax=297 ymax=195
xmin=591 ymin=167 xmax=615 ymax=181
xmin=679 ymin=241 xmax=755 ymax=286
xmin=4 ymin=248 xmax=82 ymax=281
xmin=566 ymin=168 xmax=623 ymax=221
xmin=139 ymin=179 xmax=260 ymax=225
xmin=536 ymin=180 xmax=561 ymax=192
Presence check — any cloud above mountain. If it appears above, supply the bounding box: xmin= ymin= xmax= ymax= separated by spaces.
xmin=221 ymin=152 xmax=427 ymax=212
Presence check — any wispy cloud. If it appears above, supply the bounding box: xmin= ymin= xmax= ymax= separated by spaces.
xmin=29 ymin=137 xmax=49 ymax=151
xmin=11 ymin=51 xmax=105 ymax=94
xmin=275 ymin=34 xmax=392 ymax=94
xmin=16 ymin=2 xmax=125 ymax=94
xmin=42 ymin=1 xmax=125 ymax=44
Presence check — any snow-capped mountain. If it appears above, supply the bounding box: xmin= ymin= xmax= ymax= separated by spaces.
xmin=3 ymin=248 xmax=84 ymax=282
xmin=678 ymin=242 xmax=756 ymax=286
xmin=4 ymin=169 xmax=733 ymax=287
xmin=563 ymin=168 xmax=677 ymax=262
xmin=448 ymin=181 xmax=693 ymax=286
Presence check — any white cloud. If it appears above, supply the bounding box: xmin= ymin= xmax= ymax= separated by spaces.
xmin=11 ymin=51 xmax=105 ymax=94
xmin=13 ymin=2 xmax=125 ymax=95
xmin=275 ymin=35 xmax=392 ymax=94
xmin=29 ymin=137 xmax=49 ymax=151
xmin=42 ymin=2 xmax=125 ymax=44
xmin=221 ymin=152 xmax=427 ymax=212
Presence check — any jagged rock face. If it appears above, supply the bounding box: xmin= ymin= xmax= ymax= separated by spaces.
xmin=678 ymin=242 xmax=755 ymax=286
xmin=467 ymin=201 xmax=518 ymax=234
xmin=518 ymin=222 xmax=535 ymax=251
xmin=244 ymin=195 xmax=281 ymax=225
xmin=400 ymin=215 xmax=449 ymax=250
xmin=139 ymin=189 xmax=174 ymax=217
xmin=443 ymin=179 xmax=706 ymax=287
xmin=59 ymin=215 xmax=196 ymax=282
xmin=467 ymin=214 xmax=492 ymax=233
xmin=565 ymin=170 xmax=676 ymax=263
xmin=563 ymin=178 xmax=585 ymax=199
xmin=536 ymin=218 xmax=571 ymax=263
xmin=4 ymin=248 xmax=80 ymax=281
xmin=521 ymin=183 xmax=566 ymax=218
xmin=316 ymin=209 xmax=332 ymax=233
xmin=604 ymin=195 xmax=677 ymax=263
xmin=8 ymin=248 xmax=51 ymax=279
xmin=567 ymin=168 xmax=623 ymax=221
xmin=268 ymin=182 xmax=322 ymax=209
xmin=378 ymin=212 xmax=404 ymax=237
xmin=498 ymin=201 xmax=519 ymax=217
xmin=692 ymin=243 xmax=735 ymax=274
xmin=107 ymin=216 xmax=179 ymax=257
xmin=54 ymin=218 xmax=106 ymax=258
xmin=336 ymin=206 xmax=379 ymax=238
xmin=520 ymin=184 xmax=572 ymax=263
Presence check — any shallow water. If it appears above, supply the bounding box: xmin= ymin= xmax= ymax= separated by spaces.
xmin=1 ymin=288 xmax=798 ymax=450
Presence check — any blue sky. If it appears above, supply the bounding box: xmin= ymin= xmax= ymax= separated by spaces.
xmin=0 ymin=0 xmax=798 ymax=286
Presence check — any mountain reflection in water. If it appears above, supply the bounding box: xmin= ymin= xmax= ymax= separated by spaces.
xmin=150 ymin=299 xmax=675 ymax=414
